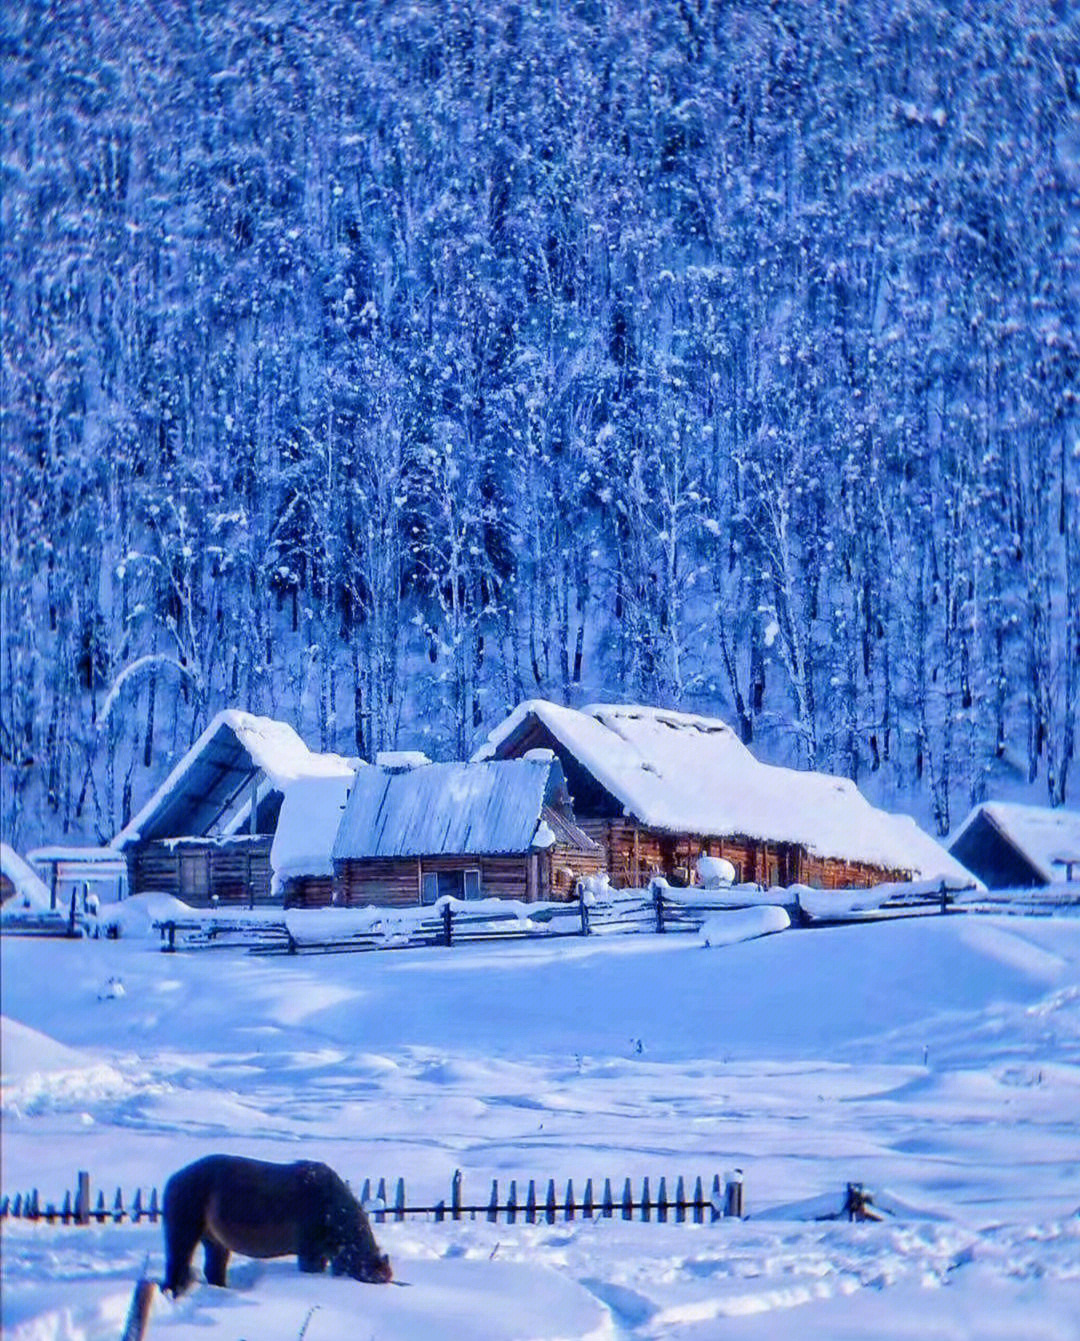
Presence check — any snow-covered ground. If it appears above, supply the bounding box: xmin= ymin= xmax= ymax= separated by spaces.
xmin=3 ymin=911 xmax=1080 ymax=1339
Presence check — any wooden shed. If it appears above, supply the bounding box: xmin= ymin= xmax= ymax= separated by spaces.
xmin=475 ymin=701 xmax=970 ymax=891
xmin=112 ymin=710 xmax=355 ymax=908
xmin=332 ymin=753 xmax=604 ymax=908
xmin=949 ymin=802 xmax=1080 ymax=889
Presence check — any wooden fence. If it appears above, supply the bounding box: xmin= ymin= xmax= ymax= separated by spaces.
xmin=0 ymin=1168 xmax=744 ymax=1228
xmin=155 ymin=880 xmax=977 ymax=955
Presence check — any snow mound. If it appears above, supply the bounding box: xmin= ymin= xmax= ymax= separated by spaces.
xmin=699 ymin=905 xmax=791 ymax=947
xmin=99 ymin=891 xmax=195 ymax=938
xmin=0 ymin=1018 xmax=138 ymax=1116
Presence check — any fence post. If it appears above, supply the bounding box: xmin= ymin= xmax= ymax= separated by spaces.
xmin=76 ymin=1172 xmax=90 ymax=1225
xmin=564 ymin=1179 xmax=575 ymax=1222
xmin=710 ymin=1174 xmax=722 ymax=1223
xmin=443 ymin=903 xmax=453 ymax=947
xmin=583 ymin=1178 xmax=594 ymax=1220
xmin=120 ymin=1278 xmax=156 ymax=1341
xmin=579 ymin=892 xmax=590 ymax=936
xmin=723 ymin=1171 xmax=743 ymax=1218
xmin=692 ymin=1177 xmax=704 ymax=1224
xmin=375 ymin=1178 xmax=388 ymax=1223
xmin=939 ymin=881 xmax=948 ymax=915
xmin=526 ymin=1180 xmax=537 ymax=1224
xmin=641 ymin=1176 xmax=651 ymax=1222
xmin=653 ymin=884 xmax=665 ymax=933
xmin=657 ymin=1177 xmax=668 ymax=1223
xmin=394 ymin=1179 xmax=406 ymax=1223
xmin=451 ymin=1169 xmax=462 ymax=1221
xmin=545 ymin=1180 xmax=557 ymax=1225
xmin=675 ymin=1176 xmax=686 ymax=1224
xmin=487 ymin=1180 xmax=499 ymax=1223
xmin=621 ymin=1179 xmax=633 ymax=1220
xmin=506 ymin=1180 xmax=517 ymax=1224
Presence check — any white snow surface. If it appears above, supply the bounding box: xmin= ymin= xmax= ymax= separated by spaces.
xmin=952 ymin=801 xmax=1080 ymax=884
xmin=0 ymin=843 xmax=52 ymax=910
xmin=476 ymin=701 xmax=974 ymax=883
xmin=4 ymin=913 xmax=1080 ymax=1339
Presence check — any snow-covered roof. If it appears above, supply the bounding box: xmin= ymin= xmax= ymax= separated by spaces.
xmin=270 ymin=773 xmax=356 ymax=886
xmin=112 ymin=709 xmax=355 ymax=848
xmin=333 ymin=757 xmax=594 ymax=860
xmin=950 ymin=802 xmax=1080 ymax=884
xmin=27 ymin=846 xmax=128 ymax=866
xmin=476 ymin=700 xmax=973 ymax=882
xmin=0 ymin=843 xmax=52 ymax=910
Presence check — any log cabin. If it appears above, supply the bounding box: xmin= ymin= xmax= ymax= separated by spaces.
xmin=475 ymin=701 xmax=972 ymax=890
xmin=949 ymin=802 xmax=1080 ymax=889
xmin=112 ymin=710 xmax=356 ymax=908
xmin=331 ymin=752 xmax=604 ymax=908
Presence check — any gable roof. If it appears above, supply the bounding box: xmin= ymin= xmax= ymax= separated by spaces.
xmin=950 ymin=802 xmax=1080 ymax=884
xmin=476 ymin=700 xmax=974 ymax=883
xmin=332 ymin=756 xmax=596 ymax=861
xmin=0 ymin=843 xmax=52 ymax=910
xmin=113 ymin=709 xmax=355 ymax=848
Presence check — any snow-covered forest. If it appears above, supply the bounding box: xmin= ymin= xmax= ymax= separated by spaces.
xmin=2 ymin=0 xmax=1078 ymax=847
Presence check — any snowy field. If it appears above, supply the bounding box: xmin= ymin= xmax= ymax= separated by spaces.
xmin=3 ymin=911 xmax=1080 ymax=1339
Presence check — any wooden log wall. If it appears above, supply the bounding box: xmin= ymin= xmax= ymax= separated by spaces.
xmin=576 ymin=820 xmax=901 ymax=890
xmin=128 ymin=838 xmax=274 ymax=907
xmin=335 ymin=855 xmax=533 ymax=907
xmin=546 ymin=845 xmax=606 ymax=901
xmin=282 ymin=875 xmax=335 ymax=909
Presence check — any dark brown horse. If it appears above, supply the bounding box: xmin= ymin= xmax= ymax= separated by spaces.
xmin=162 ymin=1154 xmax=392 ymax=1295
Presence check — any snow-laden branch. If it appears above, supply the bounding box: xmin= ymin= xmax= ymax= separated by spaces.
xmin=99 ymin=655 xmax=200 ymax=728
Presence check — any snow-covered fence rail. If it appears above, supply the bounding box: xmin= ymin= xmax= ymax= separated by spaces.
xmin=147 ymin=875 xmax=1075 ymax=957
xmin=0 ymin=1169 xmax=746 ymax=1229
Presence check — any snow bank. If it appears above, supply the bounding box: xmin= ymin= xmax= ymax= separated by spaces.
xmin=699 ymin=905 xmax=790 ymax=947
xmin=1 ymin=1018 xmax=139 ymax=1116
xmin=98 ymin=891 xmax=195 ymax=938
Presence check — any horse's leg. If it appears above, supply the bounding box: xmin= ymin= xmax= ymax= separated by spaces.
xmin=297 ymin=1249 xmax=328 ymax=1273
xmin=202 ymin=1237 xmax=230 ymax=1288
xmin=162 ymin=1215 xmax=201 ymax=1296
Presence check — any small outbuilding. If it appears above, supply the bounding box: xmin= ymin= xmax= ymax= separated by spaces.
xmin=27 ymin=847 xmax=129 ymax=908
xmin=331 ymin=753 xmax=604 ymax=907
xmin=949 ymin=802 xmax=1080 ymax=889
xmin=476 ymin=700 xmax=971 ymax=890
xmin=113 ymin=709 xmax=355 ymax=907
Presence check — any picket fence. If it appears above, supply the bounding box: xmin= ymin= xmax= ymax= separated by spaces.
xmin=0 ymin=1168 xmax=746 ymax=1229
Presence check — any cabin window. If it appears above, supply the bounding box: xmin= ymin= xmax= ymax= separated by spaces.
xmin=420 ymin=869 xmax=482 ymax=904
xmin=179 ymin=852 xmax=210 ymax=901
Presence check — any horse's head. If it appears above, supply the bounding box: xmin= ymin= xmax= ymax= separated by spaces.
xmin=331 ymin=1240 xmax=393 ymax=1283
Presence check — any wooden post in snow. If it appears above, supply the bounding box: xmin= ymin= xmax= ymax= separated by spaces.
xmin=76 ymin=1171 xmax=90 ymax=1225
xmin=120 ymin=1279 xmax=155 ymax=1341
